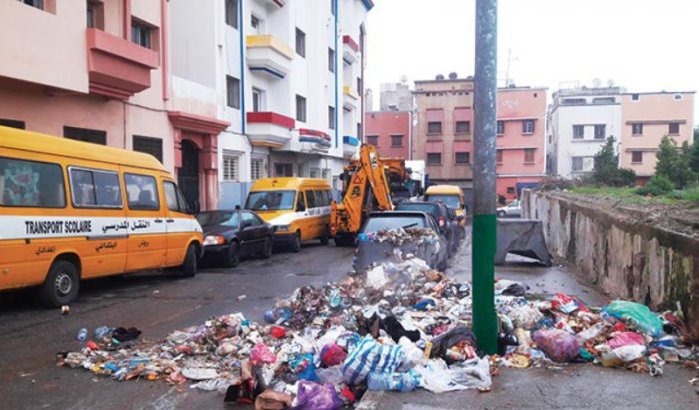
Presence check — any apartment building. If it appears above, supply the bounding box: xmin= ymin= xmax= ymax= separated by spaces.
xmin=380 ymin=81 xmax=413 ymax=112
xmin=548 ymin=87 xmax=624 ymax=178
xmin=412 ymin=74 xmax=547 ymax=200
xmin=620 ymin=91 xmax=695 ymax=177
xmin=364 ymin=111 xmax=412 ymax=159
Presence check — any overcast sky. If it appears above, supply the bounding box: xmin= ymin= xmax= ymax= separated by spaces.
xmin=365 ymin=0 xmax=699 ymax=124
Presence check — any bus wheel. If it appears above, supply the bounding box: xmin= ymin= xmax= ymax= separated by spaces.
xmin=40 ymin=260 xmax=79 ymax=308
xmin=290 ymin=231 xmax=302 ymax=253
xmin=181 ymin=244 xmax=198 ymax=277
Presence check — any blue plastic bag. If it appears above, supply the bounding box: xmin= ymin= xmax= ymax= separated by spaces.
xmin=342 ymin=336 xmax=405 ymax=385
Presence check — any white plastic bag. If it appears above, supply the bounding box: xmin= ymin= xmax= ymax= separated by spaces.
xmin=414 ymin=357 xmax=491 ymax=393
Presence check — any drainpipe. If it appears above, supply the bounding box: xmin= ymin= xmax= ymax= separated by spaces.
xmin=160 ymin=0 xmax=169 ymax=101
xmin=239 ymin=0 xmax=246 ymax=135
xmin=472 ymin=0 xmax=498 ymax=355
xmin=408 ymin=111 xmax=413 ymax=160
xmin=334 ymin=0 xmax=339 ymax=149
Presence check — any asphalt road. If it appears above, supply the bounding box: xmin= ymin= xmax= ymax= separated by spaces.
xmin=0 ymin=241 xmax=354 ymax=410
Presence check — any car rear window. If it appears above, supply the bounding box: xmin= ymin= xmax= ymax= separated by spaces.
xmin=395 ymin=203 xmax=440 ymax=219
xmin=425 ymin=194 xmax=460 ymax=209
xmin=362 ymin=216 xmax=427 ymax=233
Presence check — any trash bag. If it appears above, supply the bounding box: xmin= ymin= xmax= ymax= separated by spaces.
xmin=320 ymin=344 xmax=347 ymax=368
xmin=413 ymin=357 xmax=492 ymax=393
xmin=291 ymin=381 xmax=343 ymax=410
xmin=429 ymin=326 xmax=477 ymax=363
xmin=607 ymin=332 xmax=646 ymax=349
xmin=250 ymin=344 xmax=277 ymax=366
xmin=508 ymin=304 xmax=544 ymax=330
xmin=602 ymin=300 xmax=664 ymax=337
xmin=532 ymin=329 xmax=580 ymax=362
xmin=367 ymin=370 xmax=420 ymax=392
xmin=342 ymin=336 xmax=405 ymax=385
xmin=599 ymin=345 xmax=646 ymax=366
xmin=289 ymin=353 xmax=319 ymax=382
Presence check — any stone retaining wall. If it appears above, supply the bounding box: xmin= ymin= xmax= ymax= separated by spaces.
xmin=522 ymin=189 xmax=699 ymax=339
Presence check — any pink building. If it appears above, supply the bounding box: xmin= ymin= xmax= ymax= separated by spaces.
xmin=0 ymin=0 xmax=227 ymax=210
xmin=412 ymin=75 xmax=546 ymax=200
xmin=620 ymin=92 xmax=695 ymax=178
xmin=364 ymin=111 xmax=411 ymax=159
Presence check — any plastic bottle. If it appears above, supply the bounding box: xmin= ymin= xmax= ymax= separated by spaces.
xmin=93 ymin=326 xmax=113 ymax=340
xmin=77 ymin=328 xmax=88 ymax=341
xmin=367 ymin=371 xmax=419 ymax=392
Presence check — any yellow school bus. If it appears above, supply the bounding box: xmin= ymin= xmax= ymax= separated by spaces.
xmin=424 ymin=184 xmax=468 ymax=226
xmin=245 ymin=178 xmax=332 ymax=252
xmin=0 ymin=126 xmax=203 ymax=307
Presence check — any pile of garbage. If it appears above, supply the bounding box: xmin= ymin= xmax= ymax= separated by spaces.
xmin=57 ymin=230 xmax=697 ymax=408
xmin=357 ymin=227 xmax=441 ymax=247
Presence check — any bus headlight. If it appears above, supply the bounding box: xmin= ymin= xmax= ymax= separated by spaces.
xmin=275 ymin=225 xmax=291 ymax=233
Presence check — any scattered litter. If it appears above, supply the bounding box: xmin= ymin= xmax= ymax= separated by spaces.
xmin=61 ymin=305 xmax=70 ymax=315
xmin=238 ymin=294 xmax=247 ymax=301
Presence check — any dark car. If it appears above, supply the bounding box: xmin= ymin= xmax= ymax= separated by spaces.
xmin=395 ymin=201 xmax=461 ymax=256
xmin=354 ymin=211 xmax=449 ymax=271
xmin=197 ymin=210 xmax=276 ymax=267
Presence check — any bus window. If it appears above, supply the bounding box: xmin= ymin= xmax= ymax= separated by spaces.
xmin=69 ymin=168 xmax=122 ymax=208
xmin=0 ymin=157 xmax=65 ymax=208
xmin=125 ymin=174 xmax=160 ymax=210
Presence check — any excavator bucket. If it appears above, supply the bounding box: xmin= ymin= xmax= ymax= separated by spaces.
xmin=495 ymin=219 xmax=551 ymax=266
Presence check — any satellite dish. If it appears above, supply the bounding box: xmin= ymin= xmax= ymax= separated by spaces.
xmin=400 ymin=75 xmax=408 ymax=84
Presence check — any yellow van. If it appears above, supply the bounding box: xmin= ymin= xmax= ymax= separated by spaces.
xmin=0 ymin=126 xmax=203 ymax=307
xmin=424 ymin=185 xmax=468 ymax=227
xmin=245 ymin=178 xmax=332 ymax=252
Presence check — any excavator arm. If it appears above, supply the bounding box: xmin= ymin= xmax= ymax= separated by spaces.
xmin=330 ymin=144 xmax=394 ymax=246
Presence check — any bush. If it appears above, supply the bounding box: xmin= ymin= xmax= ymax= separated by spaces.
xmin=636 ymin=175 xmax=674 ymax=196
xmin=617 ymin=168 xmax=637 ymax=187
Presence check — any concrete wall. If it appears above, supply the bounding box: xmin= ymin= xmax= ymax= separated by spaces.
xmin=523 ymin=190 xmax=699 ymax=339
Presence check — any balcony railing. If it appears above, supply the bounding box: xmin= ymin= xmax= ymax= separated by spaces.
xmin=343 ymin=136 xmax=360 ymax=158
xmin=246 ymin=111 xmax=295 ymax=148
xmin=246 ymin=35 xmax=293 ymax=79
xmin=343 ymin=86 xmax=359 ymax=111
xmin=342 ymin=35 xmax=359 ymax=65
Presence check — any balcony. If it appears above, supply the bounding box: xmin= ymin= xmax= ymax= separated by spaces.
xmin=254 ymin=0 xmax=285 ymax=8
xmin=342 ymin=35 xmax=359 ymax=65
xmin=246 ymin=35 xmax=293 ymax=79
xmin=86 ymin=28 xmax=159 ymax=100
xmin=343 ymin=136 xmax=360 ymax=158
xmin=246 ymin=112 xmax=295 ymax=148
xmin=343 ymin=86 xmax=359 ymax=111
xmin=299 ymin=128 xmax=332 ymax=154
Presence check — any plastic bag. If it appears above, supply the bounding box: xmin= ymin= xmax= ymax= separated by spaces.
xmin=291 ymin=381 xmax=342 ymax=410
xmin=250 ymin=344 xmax=277 ymax=366
xmin=414 ymin=357 xmax=492 ymax=393
xmin=599 ymin=345 xmax=646 ymax=366
xmin=429 ymin=326 xmax=476 ymax=363
xmin=601 ymin=300 xmax=663 ymax=337
xmin=367 ymin=370 xmax=420 ymax=392
xmin=508 ymin=304 xmax=544 ymax=330
xmin=316 ymin=367 xmax=344 ymax=384
xmin=320 ymin=344 xmax=347 ymax=368
xmin=607 ymin=332 xmax=645 ymax=349
xmin=342 ymin=336 xmax=405 ymax=385
xmin=289 ymin=353 xmax=319 ymax=382
xmin=532 ymin=329 xmax=580 ymax=362
xmin=551 ymin=293 xmax=579 ymax=314
xmin=575 ymin=322 xmax=608 ymax=343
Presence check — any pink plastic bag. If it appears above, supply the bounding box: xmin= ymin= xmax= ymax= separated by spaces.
xmin=532 ymin=329 xmax=580 ymax=362
xmin=250 ymin=343 xmax=277 ymax=366
xmin=291 ymin=381 xmax=342 ymax=410
xmin=607 ymin=332 xmax=645 ymax=349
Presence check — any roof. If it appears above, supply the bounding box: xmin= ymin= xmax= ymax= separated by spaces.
xmin=425 ymin=185 xmax=463 ymax=194
xmin=250 ymin=177 xmax=331 ymax=191
xmin=0 ymin=126 xmax=167 ymax=172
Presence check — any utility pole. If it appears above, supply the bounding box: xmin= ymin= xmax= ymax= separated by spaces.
xmin=472 ymin=0 xmax=498 ymax=354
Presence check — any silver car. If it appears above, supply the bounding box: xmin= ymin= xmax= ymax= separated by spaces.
xmin=497 ymin=200 xmax=522 ymax=218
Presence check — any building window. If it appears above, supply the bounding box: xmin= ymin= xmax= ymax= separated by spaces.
xmin=222 ymin=151 xmax=240 ymax=182
xmin=571 ymin=157 xmax=583 ymax=172
xmin=562 ymin=98 xmax=586 ymax=105
xmin=427 ymin=153 xmax=442 ymax=165
xmin=496 ymin=149 xmax=503 ymax=164
xmin=524 ymin=148 xmax=535 ymax=163
xmin=0 ymin=157 xmax=65 ymax=208
xmin=594 ymin=124 xmax=606 ymax=140
xmin=131 ymin=20 xmax=152 ymax=49
xmin=252 ymin=87 xmax=264 ymax=112
xmin=69 ymin=168 xmax=122 ymax=208
xmin=250 ymin=14 xmax=262 ymax=34
xmin=631 ymin=94 xmax=640 ymax=101
xmin=295 ymin=28 xmax=306 ymax=57
xmin=632 ymin=123 xmax=643 ymax=136
xmin=522 ymin=120 xmax=535 ymax=134
xmin=593 ymin=97 xmax=615 ymax=104
xmin=455 ymin=152 xmax=470 ymax=164
xmin=226 ymin=75 xmax=240 ymax=109
xmin=18 ymin=0 xmax=44 ymax=10
xmin=225 ymin=0 xmax=238 ymax=29
xmin=64 ymin=126 xmax=106 ymax=145
xmin=366 ymin=135 xmax=378 ymax=147
xmin=328 ymin=106 xmax=335 ymax=130
xmin=87 ymin=1 xmax=104 ymax=30
xmin=328 ymin=48 xmax=335 ymax=73
xmin=357 ymin=77 xmax=363 ymax=94
xmin=669 ymin=122 xmax=680 ymax=135
xmin=497 ymin=120 xmax=505 ymax=135
xmin=0 ymin=118 xmax=25 ymax=129
xmin=391 ymin=135 xmax=403 ymax=147
xmin=296 ymin=95 xmax=307 ymax=122
xmin=357 ymin=123 xmax=363 ymax=139
xmin=573 ymin=125 xmax=585 ymax=139
xmin=427 ymin=122 xmax=442 ymax=135
xmin=275 ymin=163 xmax=293 ymax=177
xmin=124 ymin=174 xmax=159 ymax=211
xmin=251 ymin=157 xmax=267 ymax=181
xmin=133 ymin=135 xmax=163 ymax=163
xmin=455 ymin=121 xmax=471 ymax=135
xmin=331 ymin=0 xmax=336 ymax=16
xmin=631 ymin=151 xmax=643 ymax=164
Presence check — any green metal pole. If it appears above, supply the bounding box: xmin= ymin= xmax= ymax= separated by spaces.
xmin=472 ymin=0 xmax=498 ymax=354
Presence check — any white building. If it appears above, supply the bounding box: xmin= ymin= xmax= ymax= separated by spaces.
xmin=548 ymin=87 xmax=624 ymax=178
xmin=380 ymin=81 xmax=413 ymax=111
xmin=169 ymin=0 xmax=372 ymax=207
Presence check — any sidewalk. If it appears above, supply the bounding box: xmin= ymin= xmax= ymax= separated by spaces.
xmin=359 ymin=229 xmax=698 ymax=410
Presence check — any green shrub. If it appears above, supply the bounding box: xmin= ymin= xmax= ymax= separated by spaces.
xmin=636 ymin=175 xmax=674 ymax=196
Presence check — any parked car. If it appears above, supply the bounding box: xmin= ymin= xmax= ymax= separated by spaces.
xmin=354 ymin=211 xmax=449 ymax=272
xmin=497 ymin=200 xmax=522 ymax=218
xmin=394 ymin=201 xmax=461 ymax=255
xmin=197 ymin=210 xmax=276 ymax=267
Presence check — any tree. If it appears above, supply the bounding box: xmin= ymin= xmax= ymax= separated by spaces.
xmin=655 ymin=136 xmax=697 ymax=189
xmin=690 ymin=133 xmax=699 ymax=175
xmin=592 ymin=136 xmax=636 ymax=186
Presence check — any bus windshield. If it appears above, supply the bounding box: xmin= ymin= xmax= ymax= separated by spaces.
xmin=246 ymin=190 xmax=296 ymax=211
xmin=425 ymin=194 xmax=460 ymax=209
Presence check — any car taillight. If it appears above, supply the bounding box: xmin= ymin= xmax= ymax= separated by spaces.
xmin=438 ymin=216 xmax=446 ymax=227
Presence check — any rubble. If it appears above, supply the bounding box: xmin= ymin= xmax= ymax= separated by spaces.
xmin=56 ymin=228 xmax=698 ymax=408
